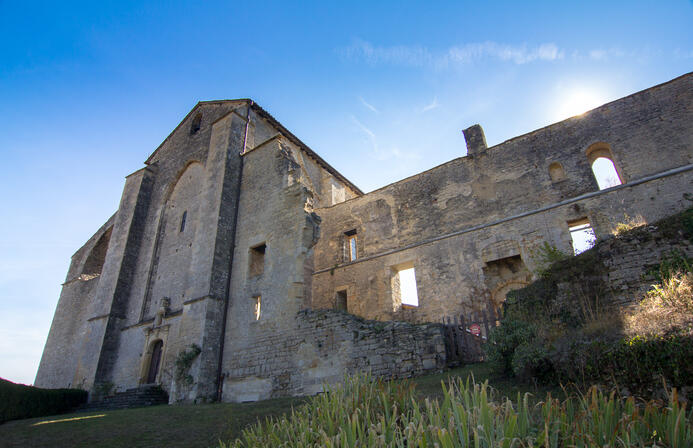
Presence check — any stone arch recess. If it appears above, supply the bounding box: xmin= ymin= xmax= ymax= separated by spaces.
xmin=140 ymin=160 xmax=204 ymax=319
xmin=81 ymin=226 xmax=113 ymax=278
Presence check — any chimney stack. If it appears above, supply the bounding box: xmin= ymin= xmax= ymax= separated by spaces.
xmin=463 ymin=124 xmax=487 ymax=156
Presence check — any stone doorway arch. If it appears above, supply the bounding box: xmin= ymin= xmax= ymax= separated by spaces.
xmin=491 ymin=279 xmax=530 ymax=311
xmin=145 ymin=339 xmax=164 ymax=384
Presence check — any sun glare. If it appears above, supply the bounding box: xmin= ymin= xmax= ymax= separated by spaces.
xmin=554 ymin=88 xmax=607 ymax=122
xmin=33 ymin=414 xmax=106 ymax=426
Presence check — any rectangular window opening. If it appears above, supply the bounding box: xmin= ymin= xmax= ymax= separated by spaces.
xmin=248 ymin=243 xmax=266 ymax=277
xmin=335 ymin=289 xmax=348 ymax=311
xmin=344 ymin=230 xmax=357 ymax=261
xmin=252 ymin=296 xmax=261 ymax=321
xmin=568 ymin=219 xmax=596 ymax=255
xmin=392 ymin=264 xmax=419 ymax=308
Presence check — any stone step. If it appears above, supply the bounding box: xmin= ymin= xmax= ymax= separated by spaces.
xmin=79 ymin=385 xmax=168 ymax=411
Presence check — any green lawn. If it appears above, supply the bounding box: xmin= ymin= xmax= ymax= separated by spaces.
xmin=0 ymin=364 xmax=554 ymax=448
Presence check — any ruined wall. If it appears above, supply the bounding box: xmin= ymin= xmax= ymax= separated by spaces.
xmin=35 ymin=217 xmax=115 ymax=388
xmin=593 ymin=212 xmax=693 ymax=307
xmin=223 ymin=309 xmax=446 ymax=402
xmin=312 ymin=73 xmax=693 ymax=323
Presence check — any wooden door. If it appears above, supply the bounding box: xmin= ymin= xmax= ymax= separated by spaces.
xmin=146 ymin=340 xmax=163 ymax=384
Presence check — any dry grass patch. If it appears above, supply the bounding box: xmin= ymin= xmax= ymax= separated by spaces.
xmin=626 ymin=271 xmax=693 ymax=336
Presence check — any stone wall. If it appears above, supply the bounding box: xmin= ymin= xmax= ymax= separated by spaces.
xmin=34 ymin=216 xmax=115 ymax=389
xmin=311 ymin=72 xmax=693 ymax=324
xmin=591 ymin=212 xmax=693 ymax=306
xmin=222 ymin=309 xmax=446 ymax=402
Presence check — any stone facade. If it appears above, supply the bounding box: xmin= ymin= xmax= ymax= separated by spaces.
xmin=35 ymin=72 xmax=693 ymax=402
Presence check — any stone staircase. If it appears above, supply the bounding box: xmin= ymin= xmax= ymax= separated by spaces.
xmin=80 ymin=385 xmax=169 ymax=411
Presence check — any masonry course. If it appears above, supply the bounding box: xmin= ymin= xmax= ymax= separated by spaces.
xmin=35 ymin=72 xmax=693 ymax=403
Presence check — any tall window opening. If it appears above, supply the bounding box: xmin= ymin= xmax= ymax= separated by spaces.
xmin=180 ymin=211 xmax=187 ymax=232
xmin=345 ymin=230 xmax=357 ymax=261
xmin=335 ymin=289 xmax=348 ymax=311
xmin=568 ymin=218 xmax=596 ymax=255
xmin=392 ymin=263 xmax=419 ymax=308
xmin=252 ymin=296 xmax=261 ymax=321
xmin=190 ymin=113 xmax=202 ymax=135
xmin=249 ymin=243 xmax=266 ymax=277
xmin=586 ymin=143 xmax=623 ymax=190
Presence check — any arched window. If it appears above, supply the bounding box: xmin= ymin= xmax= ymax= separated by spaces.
xmin=190 ymin=113 xmax=202 ymax=135
xmin=586 ymin=143 xmax=623 ymax=190
xmin=591 ymin=157 xmax=621 ymax=190
xmin=548 ymin=162 xmax=566 ymax=182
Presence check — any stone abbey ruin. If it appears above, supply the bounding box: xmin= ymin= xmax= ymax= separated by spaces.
xmin=36 ymin=72 xmax=693 ymax=403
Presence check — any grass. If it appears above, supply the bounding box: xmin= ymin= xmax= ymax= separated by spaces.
xmin=0 ymin=395 xmax=304 ymax=448
xmin=413 ymin=362 xmax=563 ymax=402
xmin=0 ymin=364 xmax=555 ymax=448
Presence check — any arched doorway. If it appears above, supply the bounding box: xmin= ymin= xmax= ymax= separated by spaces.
xmin=146 ymin=340 xmax=163 ymax=384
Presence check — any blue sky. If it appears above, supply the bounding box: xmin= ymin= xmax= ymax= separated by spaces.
xmin=1 ymin=1 xmax=692 ymax=385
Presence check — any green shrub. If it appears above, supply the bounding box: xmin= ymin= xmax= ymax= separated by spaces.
xmin=485 ymin=318 xmax=536 ymax=374
xmin=0 ymin=378 xmax=87 ymax=423
xmin=647 ymin=249 xmax=692 ymax=283
xmin=175 ymin=343 xmax=202 ymax=386
xmin=511 ymin=342 xmax=552 ymax=381
xmin=221 ymin=374 xmax=693 ymax=447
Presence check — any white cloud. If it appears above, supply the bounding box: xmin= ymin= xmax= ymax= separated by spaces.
xmin=350 ymin=115 xmax=420 ymax=162
xmin=589 ymin=49 xmax=608 ymax=61
xmin=587 ymin=48 xmax=625 ymax=61
xmin=445 ymin=42 xmax=564 ymax=65
xmin=674 ymin=48 xmax=693 ymax=59
xmin=341 ymin=39 xmax=564 ymax=68
xmin=421 ymin=97 xmax=440 ymax=112
xmin=342 ymin=39 xmax=432 ymax=67
xmin=358 ymin=96 xmax=379 ymax=113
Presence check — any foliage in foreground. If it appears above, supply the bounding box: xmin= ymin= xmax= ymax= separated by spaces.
xmin=0 ymin=378 xmax=87 ymax=423
xmin=221 ymin=375 xmax=692 ymax=448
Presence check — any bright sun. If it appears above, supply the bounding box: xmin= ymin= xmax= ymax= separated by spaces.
xmin=554 ymin=88 xmax=608 ymax=122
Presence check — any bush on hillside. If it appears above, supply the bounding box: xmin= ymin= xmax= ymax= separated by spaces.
xmin=0 ymin=378 xmax=87 ymax=423
xmin=486 ymin=207 xmax=693 ymax=399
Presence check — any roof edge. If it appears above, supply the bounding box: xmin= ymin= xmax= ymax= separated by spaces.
xmin=142 ymin=99 xmax=363 ymax=195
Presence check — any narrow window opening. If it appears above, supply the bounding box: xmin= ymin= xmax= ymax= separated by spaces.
xmin=335 ymin=289 xmax=348 ymax=311
xmin=568 ymin=218 xmax=596 ymax=255
xmin=591 ymin=157 xmax=622 ymax=190
xmin=180 ymin=211 xmax=187 ymax=232
xmin=252 ymin=296 xmax=261 ymax=321
xmin=392 ymin=263 xmax=419 ymax=308
xmin=344 ymin=230 xmax=357 ymax=261
xmin=190 ymin=113 xmax=202 ymax=135
xmin=248 ymin=243 xmax=266 ymax=277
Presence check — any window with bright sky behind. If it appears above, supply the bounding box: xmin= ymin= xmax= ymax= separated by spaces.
xmin=1 ymin=0 xmax=692 ymax=385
